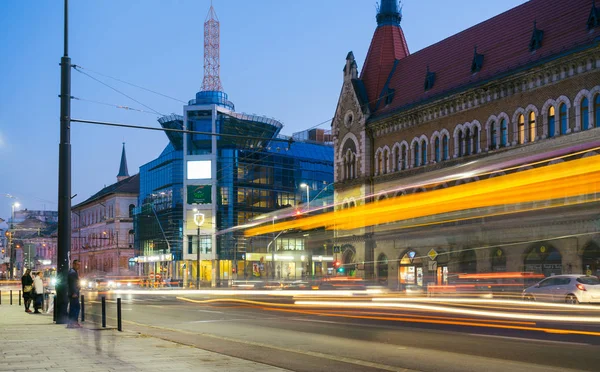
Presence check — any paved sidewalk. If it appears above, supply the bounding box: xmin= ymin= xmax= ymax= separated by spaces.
xmin=0 ymin=300 xmax=288 ymax=372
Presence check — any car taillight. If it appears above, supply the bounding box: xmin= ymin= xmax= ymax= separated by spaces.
xmin=576 ymin=283 xmax=586 ymax=291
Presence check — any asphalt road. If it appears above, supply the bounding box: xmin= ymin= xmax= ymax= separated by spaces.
xmin=81 ymin=290 xmax=600 ymax=372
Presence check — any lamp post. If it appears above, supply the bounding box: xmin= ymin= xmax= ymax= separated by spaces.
xmin=300 ymin=183 xmax=310 ymax=212
xmin=193 ymin=208 xmax=205 ymax=289
xmin=10 ymin=202 xmax=20 ymax=279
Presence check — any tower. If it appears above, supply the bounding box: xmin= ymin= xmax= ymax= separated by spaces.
xmin=201 ymin=3 xmax=223 ymax=92
xmin=117 ymin=142 xmax=129 ymax=182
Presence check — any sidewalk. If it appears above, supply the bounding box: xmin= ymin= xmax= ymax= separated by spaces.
xmin=0 ymin=299 xmax=288 ymax=372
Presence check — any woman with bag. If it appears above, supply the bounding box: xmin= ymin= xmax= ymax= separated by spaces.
xmin=21 ymin=269 xmax=33 ymax=313
xmin=33 ymin=271 xmax=44 ymax=314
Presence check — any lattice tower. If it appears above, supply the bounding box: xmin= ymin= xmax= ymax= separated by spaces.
xmin=201 ymin=4 xmax=223 ymax=92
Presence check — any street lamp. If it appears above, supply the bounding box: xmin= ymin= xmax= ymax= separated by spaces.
xmin=193 ymin=208 xmax=205 ymax=289
xmin=10 ymin=202 xmax=20 ymax=278
xmin=300 ymin=183 xmax=310 ymax=212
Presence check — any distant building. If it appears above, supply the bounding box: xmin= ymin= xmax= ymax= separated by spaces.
xmin=72 ymin=144 xmax=139 ymax=277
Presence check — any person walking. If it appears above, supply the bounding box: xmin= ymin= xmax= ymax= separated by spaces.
xmin=32 ymin=271 xmax=44 ymax=314
xmin=21 ymin=269 xmax=33 ymax=313
xmin=67 ymin=260 xmax=82 ymax=328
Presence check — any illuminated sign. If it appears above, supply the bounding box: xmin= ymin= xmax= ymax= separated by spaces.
xmin=187 ymin=185 xmax=212 ymax=204
xmin=187 ymin=160 xmax=211 ymax=180
xmin=134 ymin=254 xmax=173 ymax=263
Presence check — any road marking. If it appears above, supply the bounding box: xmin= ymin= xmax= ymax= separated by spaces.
xmin=189 ymin=318 xmax=251 ymax=323
xmin=195 ymin=309 xmax=224 ymax=314
xmin=468 ymin=333 xmax=592 ymax=346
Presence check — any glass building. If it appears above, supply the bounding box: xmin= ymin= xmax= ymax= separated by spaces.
xmin=135 ymin=91 xmax=334 ymax=285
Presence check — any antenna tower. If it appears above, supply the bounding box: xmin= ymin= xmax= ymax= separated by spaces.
xmin=201 ymin=3 xmax=223 ymax=92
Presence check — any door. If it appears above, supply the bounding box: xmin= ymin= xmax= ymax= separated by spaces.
xmin=532 ymin=277 xmax=558 ymax=302
xmin=550 ymin=277 xmax=572 ymax=302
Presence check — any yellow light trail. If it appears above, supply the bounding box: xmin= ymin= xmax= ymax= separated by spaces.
xmin=245 ymin=154 xmax=600 ymax=236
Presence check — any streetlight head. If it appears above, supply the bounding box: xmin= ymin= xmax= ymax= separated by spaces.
xmin=13 ymin=202 xmax=20 ymax=208
xmin=300 ymin=183 xmax=308 ymax=188
xmin=193 ymin=208 xmax=198 ymax=212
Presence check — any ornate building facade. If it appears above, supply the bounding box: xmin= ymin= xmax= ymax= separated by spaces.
xmin=332 ymin=0 xmax=600 ymax=288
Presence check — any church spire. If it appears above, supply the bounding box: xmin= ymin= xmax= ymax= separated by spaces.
xmin=377 ymin=0 xmax=402 ymax=27
xmin=117 ymin=142 xmax=129 ymax=182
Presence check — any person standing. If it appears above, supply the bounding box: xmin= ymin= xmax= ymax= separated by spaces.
xmin=21 ymin=269 xmax=33 ymax=313
xmin=33 ymin=271 xmax=44 ymax=314
xmin=67 ymin=260 xmax=81 ymax=328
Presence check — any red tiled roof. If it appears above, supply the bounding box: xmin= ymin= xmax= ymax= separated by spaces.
xmin=360 ymin=24 xmax=409 ymax=111
xmin=363 ymin=0 xmax=598 ymax=119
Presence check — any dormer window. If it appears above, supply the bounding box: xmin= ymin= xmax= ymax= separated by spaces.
xmin=424 ymin=66 xmax=436 ymax=91
xmin=385 ymin=88 xmax=395 ymax=105
xmin=471 ymin=47 xmax=484 ymax=73
xmin=588 ymin=1 xmax=599 ymax=29
xmin=529 ymin=21 xmax=544 ymax=51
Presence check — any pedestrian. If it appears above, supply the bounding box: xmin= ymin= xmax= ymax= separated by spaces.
xmin=21 ymin=269 xmax=33 ymax=313
xmin=67 ymin=259 xmax=82 ymax=328
xmin=33 ymin=271 xmax=44 ymax=314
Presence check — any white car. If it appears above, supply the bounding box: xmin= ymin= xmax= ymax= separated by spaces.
xmin=522 ymin=275 xmax=600 ymax=304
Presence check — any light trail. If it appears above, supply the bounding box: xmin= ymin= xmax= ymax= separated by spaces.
xmin=371 ymin=297 xmax=600 ymax=311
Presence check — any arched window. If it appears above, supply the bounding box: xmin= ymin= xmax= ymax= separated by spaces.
xmin=442 ymin=135 xmax=449 ymax=160
xmin=421 ymin=140 xmax=427 ymax=165
xmin=559 ymin=103 xmax=567 ymax=134
xmin=582 ymin=98 xmax=589 ymax=130
xmin=384 ymin=149 xmax=390 ymax=174
xmin=466 ymin=128 xmax=472 ymax=155
xmin=500 ymin=119 xmax=508 ymax=147
xmin=377 ymin=151 xmax=383 ymax=175
xmin=458 ymin=131 xmax=464 ymax=157
xmin=528 ymin=112 xmax=536 ymax=142
xmin=473 ymin=126 xmax=479 ymax=153
xmin=434 ymin=137 xmax=440 ymax=162
xmin=129 ymin=204 xmax=135 ymax=218
xmin=394 ymin=148 xmax=400 ymax=171
xmin=518 ymin=114 xmax=525 ymax=144
xmin=401 ymin=145 xmax=407 ymax=170
xmin=595 ymin=94 xmax=600 ymax=129
xmin=413 ymin=142 xmax=420 ymax=167
xmin=548 ymin=106 xmax=555 ymax=138
xmin=490 ymin=121 xmax=497 ymax=148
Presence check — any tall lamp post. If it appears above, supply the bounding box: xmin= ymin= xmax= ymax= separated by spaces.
xmin=10 ymin=202 xmax=20 ymax=279
xmin=193 ymin=209 xmax=205 ymax=289
xmin=300 ymin=183 xmax=310 ymax=212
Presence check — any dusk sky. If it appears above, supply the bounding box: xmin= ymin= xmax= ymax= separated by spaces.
xmin=0 ymin=0 xmax=526 ymax=223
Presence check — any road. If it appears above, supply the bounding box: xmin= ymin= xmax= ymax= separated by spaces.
xmin=81 ymin=290 xmax=600 ymax=372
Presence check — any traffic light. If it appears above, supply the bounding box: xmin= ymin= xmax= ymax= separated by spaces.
xmin=333 ymin=260 xmax=344 ymax=273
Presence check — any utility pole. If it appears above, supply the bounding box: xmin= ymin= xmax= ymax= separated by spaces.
xmin=196 ymin=226 xmax=200 ymax=289
xmin=56 ymin=0 xmax=72 ymax=325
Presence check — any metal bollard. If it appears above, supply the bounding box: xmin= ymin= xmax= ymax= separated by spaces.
xmin=101 ymin=296 xmax=106 ymax=328
xmin=19 ymin=290 xmax=21 ymax=306
xmin=10 ymin=290 xmax=12 ymax=305
xmin=53 ymin=296 xmax=56 ymax=322
xmin=117 ymin=298 xmax=122 ymax=332
xmin=80 ymin=295 xmax=85 ymax=322
xmin=0 ymin=290 xmax=2 ymax=305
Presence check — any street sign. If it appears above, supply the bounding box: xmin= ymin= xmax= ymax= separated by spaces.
xmin=427 ymin=249 xmax=438 ymax=261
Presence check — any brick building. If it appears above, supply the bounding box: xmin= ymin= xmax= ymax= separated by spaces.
xmin=332 ymin=0 xmax=600 ymax=289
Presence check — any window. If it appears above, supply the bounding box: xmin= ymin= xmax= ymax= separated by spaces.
xmin=582 ymin=98 xmax=589 ymax=130
xmin=458 ymin=131 xmax=464 ymax=157
xmin=559 ymin=103 xmax=568 ymax=134
xmin=529 ymin=22 xmax=544 ymax=51
xmin=434 ymin=137 xmax=440 ymax=162
xmin=471 ymin=48 xmax=484 ymax=73
xmin=577 ymin=276 xmax=600 ymax=285
xmin=500 ymin=119 xmax=508 ymax=147
xmin=473 ymin=127 xmax=479 ymax=153
xmin=548 ymin=106 xmax=555 ymax=138
xmin=128 ymin=204 xmax=135 ymax=218
xmin=490 ymin=121 xmax=497 ymax=148
xmin=518 ymin=114 xmax=525 ymax=144
xmin=465 ymin=128 xmax=471 ymax=155
xmin=401 ymin=145 xmax=407 ymax=170
xmin=528 ymin=112 xmax=536 ymax=142
xmin=442 ymin=135 xmax=449 ymax=160
xmin=421 ymin=140 xmax=427 ymax=165
xmin=384 ymin=149 xmax=390 ymax=174
xmin=377 ymin=151 xmax=383 ymax=175
xmin=595 ymin=94 xmax=600 ymax=129
xmin=394 ymin=148 xmax=400 ymax=171
xmin=413 ymin=142 xmax=419 ymax=167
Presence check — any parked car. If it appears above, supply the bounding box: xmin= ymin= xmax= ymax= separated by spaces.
xmin=522 ymin=275 xmax=600 ymax=304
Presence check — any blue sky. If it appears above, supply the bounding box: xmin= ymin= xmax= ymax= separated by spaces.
xmin=0 ymin=0 xmax=526 ymax=221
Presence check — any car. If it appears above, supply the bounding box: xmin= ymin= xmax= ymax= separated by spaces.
xmin=522 ymin=275 xmax=600 ymax=304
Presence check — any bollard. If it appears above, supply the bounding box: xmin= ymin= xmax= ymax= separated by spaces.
xmin=53 ymin=296 xmax=56 ymax=322
xmin=117 ymin=298 xmax=122 ymax=332
xmin=101 ymin=296 xmax=106 ymax=328
xmin=19 ymin=290 xmax=21 ymax=306
xmin=10 ymin=290 xmax=12 ymax=305
xmin=80 ymin=295 xmax=85 ymax=322
xmin=0 ymin=290 xmax=2 ymax=305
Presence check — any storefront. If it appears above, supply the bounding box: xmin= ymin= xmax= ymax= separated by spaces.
xmin=398 ymin=251 xmax=424 ymax=289
xmin=243 ymin=253 xmax=332 ymax=280
xmin=524 ymin=244 xmax=562 ymax=277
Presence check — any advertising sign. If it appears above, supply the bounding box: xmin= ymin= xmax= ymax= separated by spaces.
xmin=187 ymin=185 xmax=212 ymax=204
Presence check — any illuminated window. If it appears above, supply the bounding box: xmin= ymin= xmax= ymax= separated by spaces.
xmin=528 ymin=112 xmax=536 ymax=142
xmin=518 ymin=114 xmax=525 ymax=144
xmin=582 ymin=98 xmax=589 ymax=130
xmin=442 ymin=135 xmax=449 ymax=160
xmin=434 ymin=137 xmax=440 ymax=162
xmin=413 ymin=142 xmax=420 ymax=167
xmin=500 ymin=119 xmax=508 ymax=147
xmin=559 ymin=103 xmax=568 ymax=135
xmin=548 ymin=106 xmax=555 ymax=138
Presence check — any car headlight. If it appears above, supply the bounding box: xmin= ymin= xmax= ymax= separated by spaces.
xmin=127 ymin=282 xmax=132 ymax=287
